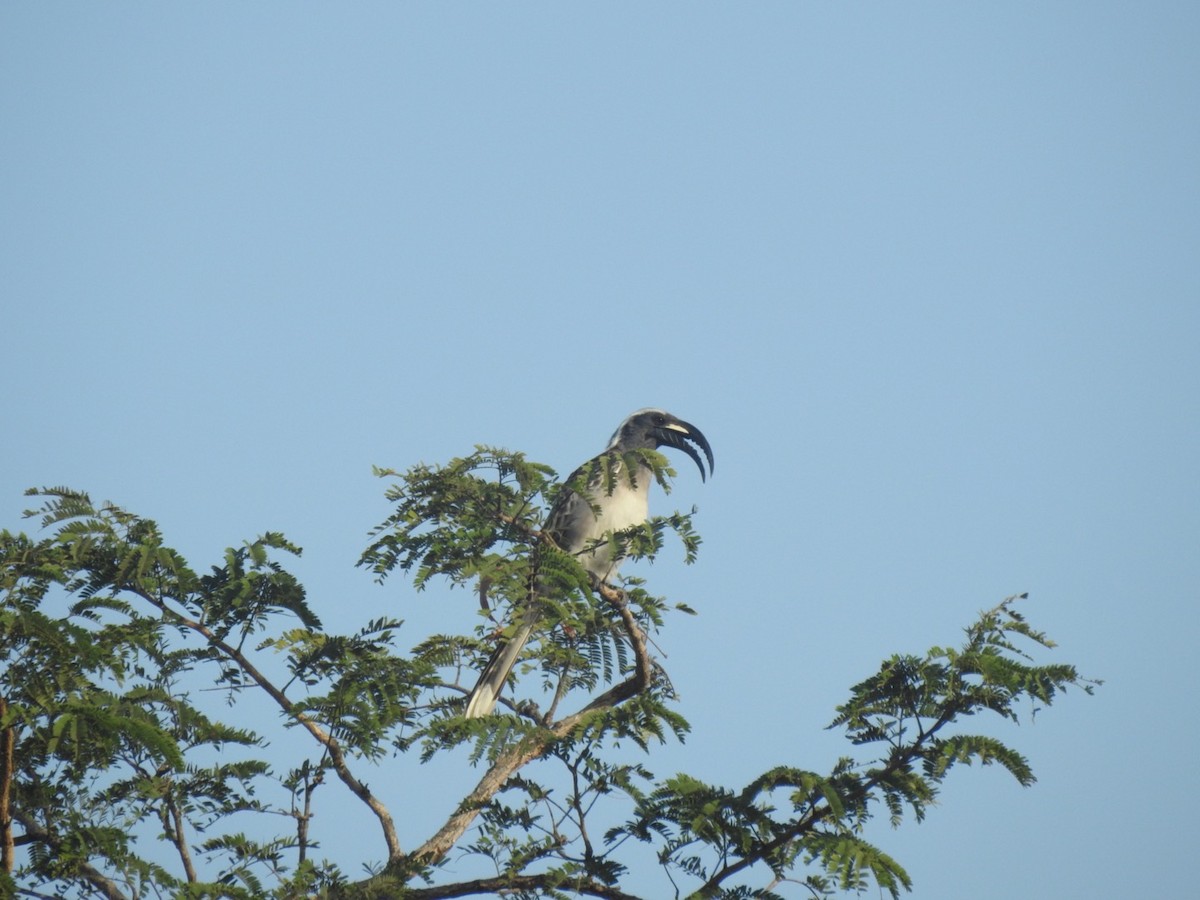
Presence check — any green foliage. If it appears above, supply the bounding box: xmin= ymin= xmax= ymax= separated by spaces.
xmin=0 ymin=457 xmax=1094 ymax=899
xmin=604 ymin=596 xmax=1097 ymax=899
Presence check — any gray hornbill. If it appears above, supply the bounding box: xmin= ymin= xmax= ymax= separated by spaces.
xmin=463 ymin=409 xmax=714 ymax=719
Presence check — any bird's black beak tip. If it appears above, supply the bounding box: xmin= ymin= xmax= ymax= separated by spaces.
xmin=670 ymin=419 xmax=713 ymax=483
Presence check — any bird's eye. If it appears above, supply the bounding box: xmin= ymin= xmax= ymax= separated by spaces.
xmin=653 ymin=414 xmax=666 ymax=425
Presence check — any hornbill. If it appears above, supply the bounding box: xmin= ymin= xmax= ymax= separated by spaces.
xmin=463 ymin=409 xmax=714 ymax=718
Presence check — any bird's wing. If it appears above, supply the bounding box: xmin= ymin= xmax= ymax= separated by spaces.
xmin=543 ymin=456 xmax=608 ymax=553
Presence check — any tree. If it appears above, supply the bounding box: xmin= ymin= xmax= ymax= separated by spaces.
xmin=0 ymin=448 xmax=1095 ymax=899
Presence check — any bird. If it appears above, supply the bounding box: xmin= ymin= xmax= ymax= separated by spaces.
xmin=463 ymin=409 xmax=714 ymax=718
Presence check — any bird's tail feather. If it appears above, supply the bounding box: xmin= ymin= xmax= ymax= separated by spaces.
xmin=463 ymin=620 xmax=538 ymax=718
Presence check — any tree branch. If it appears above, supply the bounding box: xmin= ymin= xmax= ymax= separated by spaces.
xmin=126 ymin=585 xmax=403 ymax=863
xmin=406 ymin=580 xmax=655 ymax=871
xmin=12 ymin=811 xmax=128 ymax=900
xmin=402 ymin=872 xmax=646 ymax=899
xmin=0 ymin=694 xmax=13 ymax=875
xmin=688 ymin=699 xmax=965 ymax=898
xmin=578 ymin=581 xmax=654 ymax=712
xmin=157 ymin=783 xmax=197 ymax=882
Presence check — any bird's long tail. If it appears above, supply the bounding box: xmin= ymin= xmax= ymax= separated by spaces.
xmin=463 ymin=619 xmax=539 ymax=718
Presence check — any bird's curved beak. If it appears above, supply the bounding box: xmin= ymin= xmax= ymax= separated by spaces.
xmin=657 ymin=420 xmax=715 ymax=482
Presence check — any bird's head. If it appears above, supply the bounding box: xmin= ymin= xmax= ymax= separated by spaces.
xmin=605 ymin=409 xmax=715 ymax=481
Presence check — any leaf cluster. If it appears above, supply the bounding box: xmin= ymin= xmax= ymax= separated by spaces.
xmin=1 ymin=489 xmax=390 ymax=897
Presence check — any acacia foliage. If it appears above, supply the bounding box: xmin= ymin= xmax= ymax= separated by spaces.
xmin=0 ymin=449 xmax=1095 ymax=898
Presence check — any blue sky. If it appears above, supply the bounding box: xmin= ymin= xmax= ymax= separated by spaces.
xmin=3 ymin=4 xmax=1198 ymax=897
